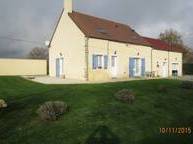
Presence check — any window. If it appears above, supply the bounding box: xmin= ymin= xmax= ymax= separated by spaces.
xmin=104 ymin=55 xmax=108 ymax=69
xmin=172 ymin=63 xmax=178 ymax=70
xmin=141 ymin=58 xmax=145 ymax=77
xmin=92 ymin=55 xmax=103 ymax=69
xmin=97 ymin=55 xmax=103 ymax=69
xmin=111 ymin=56 xmax=115 ymax=67
xmin=172 ymin=63 xmax=178 ymax=77
xmin=135 ymin=59 xmax=140 ymax=74
xmin=96 ymin=28 xmax=108 ymax=34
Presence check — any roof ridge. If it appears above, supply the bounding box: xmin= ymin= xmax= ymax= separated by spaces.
xmin=71 ymin=11 xmax=133 ymax=29
xmin=143 ymin=36 xmax=183 ymax=53
xmin=143 ymin=36 xmax=169 ymax=45
xmin=142 ymin=36 xmax=160 ymax=41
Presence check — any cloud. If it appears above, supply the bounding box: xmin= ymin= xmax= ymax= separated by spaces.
xmin=0 ymin=0 xmax=63 ymax=58
xmin=0 ymin=0 xmax=193 ymax=57
xmin=76 ymin=0 xmax=193 ymax=47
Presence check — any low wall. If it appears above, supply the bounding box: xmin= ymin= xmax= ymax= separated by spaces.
xmin=0 ymin=59 xmax=47 ymax=76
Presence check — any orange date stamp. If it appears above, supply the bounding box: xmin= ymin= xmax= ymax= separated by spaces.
xmin=160 ymin=127 xmax=192 ymax=135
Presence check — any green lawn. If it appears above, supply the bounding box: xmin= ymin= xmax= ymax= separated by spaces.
xmin=0 ymin=77 xmax=193 ymax=144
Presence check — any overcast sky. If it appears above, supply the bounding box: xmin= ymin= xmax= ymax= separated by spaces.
xmin=0 ymin=0 xmax=193 ymax=58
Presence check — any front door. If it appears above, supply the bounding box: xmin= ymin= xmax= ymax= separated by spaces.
xmin=111 ymin=56 xmax=117 ymax=77
xmin=133 ymin=58 xmax=140 ymax=77
xmin=162 ymin=62 xmax=168 ymax=77
xmin=172 ymin=63 xmax=179 ymax=76
xmin=56 ymin=58 xmax=64 ymax=78
xmin=129 ymin=58 xmax=142 ymax=77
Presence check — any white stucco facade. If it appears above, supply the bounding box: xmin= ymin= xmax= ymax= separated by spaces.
xmin=49 ymin=10 xmax=86 ymax=80
xmin=88 ymin=38 xmax=152 ymax=81
xmin=152 ymin=49 xmax=182 ymax=77
xmin=49 ymin=3 xmax=183 ymax=82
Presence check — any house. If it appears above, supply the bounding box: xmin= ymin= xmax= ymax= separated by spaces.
xmin=49 ymin=0 xmax=183 ymax=81
xmin=143 ymin=37 xmax=183 ymax=77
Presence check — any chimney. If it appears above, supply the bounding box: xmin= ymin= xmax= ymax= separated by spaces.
xmin=64 ymin=0 xmax=73 ymax=13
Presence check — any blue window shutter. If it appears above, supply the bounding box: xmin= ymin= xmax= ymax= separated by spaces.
xmin=93 ymin=55 xmax=97 ymax=69
xmin=129 ymin=58 xmax=134 ymax=77
xmin=104 ymin=55 xmax=108 ymax=69
xmin=95 ymin=56 xmax=98 ymax=68
xmin=92 ymin=55 xmax=95 ymax=69
xmin=141 ymin=58 xmax=145 ymax=77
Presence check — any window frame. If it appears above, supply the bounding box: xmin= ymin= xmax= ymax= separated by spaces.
xmin=104 ymin=55 xmax=108 ymax=69
xmin=97 ymin=55 xmax=103 ymax=69
xmin=172 ymin=63 xmax=178 ymax=70
xmin=92 ymin=54 xmax=104 ymax=70
xmin=111 ymin=56 xmax=116 ymax=67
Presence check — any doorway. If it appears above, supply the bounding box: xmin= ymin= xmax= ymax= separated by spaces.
xmin=56 ymin=58 xmax=64 ymax=78
xmin=129 ymin=58 xmax=141 ymax=77
xmin=172 ymin=63 xmax=179 ymax=76
xmin=162 ymin=62 xmax=168 ymax=77
xmin=111 ymin=56 xmax=117 ymax=77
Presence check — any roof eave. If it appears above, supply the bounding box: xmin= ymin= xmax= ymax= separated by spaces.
xmin=88 ymin=36 xmax=151 ymax=47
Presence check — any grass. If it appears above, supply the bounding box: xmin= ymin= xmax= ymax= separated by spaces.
xmin=0 ymin=77 xmax=193 ymax=144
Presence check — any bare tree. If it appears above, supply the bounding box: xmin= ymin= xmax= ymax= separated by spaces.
xmin=159 ymin=29 xmax=193 ymax=63
xmin=183 ymin=47 xmax=193 ymax=63
xmin=160 ymin=29 xmax=184 ymax=46
xmin=27 ymin=47 xmax=49 ymax=74
xmin=28 ymin=47 xmax=48 ymax=60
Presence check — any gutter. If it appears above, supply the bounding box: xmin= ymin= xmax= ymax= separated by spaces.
xmin=168 ymin=42 xmax=173 ymax=77
xmin=151 ymin=48 xmax=153 ymax=73
xmin=168 ymin=50 xmax=170 ymax=77
xmin=85 ymin=37 xmax=89 ymax=81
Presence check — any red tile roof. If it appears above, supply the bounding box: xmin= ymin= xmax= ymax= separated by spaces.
xmin=68 ymin=11 xmax=150 ymax=46
xmin=143 ymin=37 xmax=183 ymax=53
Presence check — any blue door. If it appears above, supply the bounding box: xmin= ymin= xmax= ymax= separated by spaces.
xmin=129 ymin=58 xmax=135 ymax=77
xmin=56 ymin=58 xmax=64 ymax=78
xmin=56 ymin=58 xmax=60 ymax=77
xmin=129 ymin=58 xmax=145 ymax=77
xmin=141 ymin=58 xmax=145 ymax=77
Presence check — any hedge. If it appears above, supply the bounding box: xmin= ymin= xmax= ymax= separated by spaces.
xmin=183 ymin=63 xmax=193 ymax=75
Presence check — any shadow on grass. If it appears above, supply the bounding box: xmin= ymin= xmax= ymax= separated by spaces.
xmin=86 ymin=125 xmax=121 ymax=144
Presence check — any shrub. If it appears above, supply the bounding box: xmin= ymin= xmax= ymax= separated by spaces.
xmin=37 ymin=101 xmax=69 ymax=121
xmin=181 ymin=81 xmax=193 ymax=89
xmin=115 ymin=89 xmax=135 ymax=104
xmin=0 ymin=99 xmax=7 ymax=109
xmin=157 ymin=85 xmax=168 ymax=93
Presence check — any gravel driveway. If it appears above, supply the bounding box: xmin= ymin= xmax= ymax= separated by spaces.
xmin=179 ymin=75 xmax=193 ymax=81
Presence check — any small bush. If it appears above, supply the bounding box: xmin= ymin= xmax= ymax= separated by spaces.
xmin=181 ymin=81 xmax=193 ymax=89
xmin=115 ymin=89 xmax=135 ymax=104
xmin=157 ymin=85 xmax=168 ymax=93
xmin=0 ymin=99 xmax=7 ymax=109
xmin=37 ymin=101 xmax=69 ymax=121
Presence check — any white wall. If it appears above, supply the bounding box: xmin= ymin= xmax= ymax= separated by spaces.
xmin=152 ymin=49 xmax=183 ymax=77
xmin=169 ymin=51 xmax=183 ymax=76
xmin=49 ymin=10 xmax=183 ymax=81
xmin=49 ymin=11 xmax=86 ymax=80
xmin=0 ymin=59 xmax=47 ymax=76
xmin=88 ymin=38 xmax=152 ymax=81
